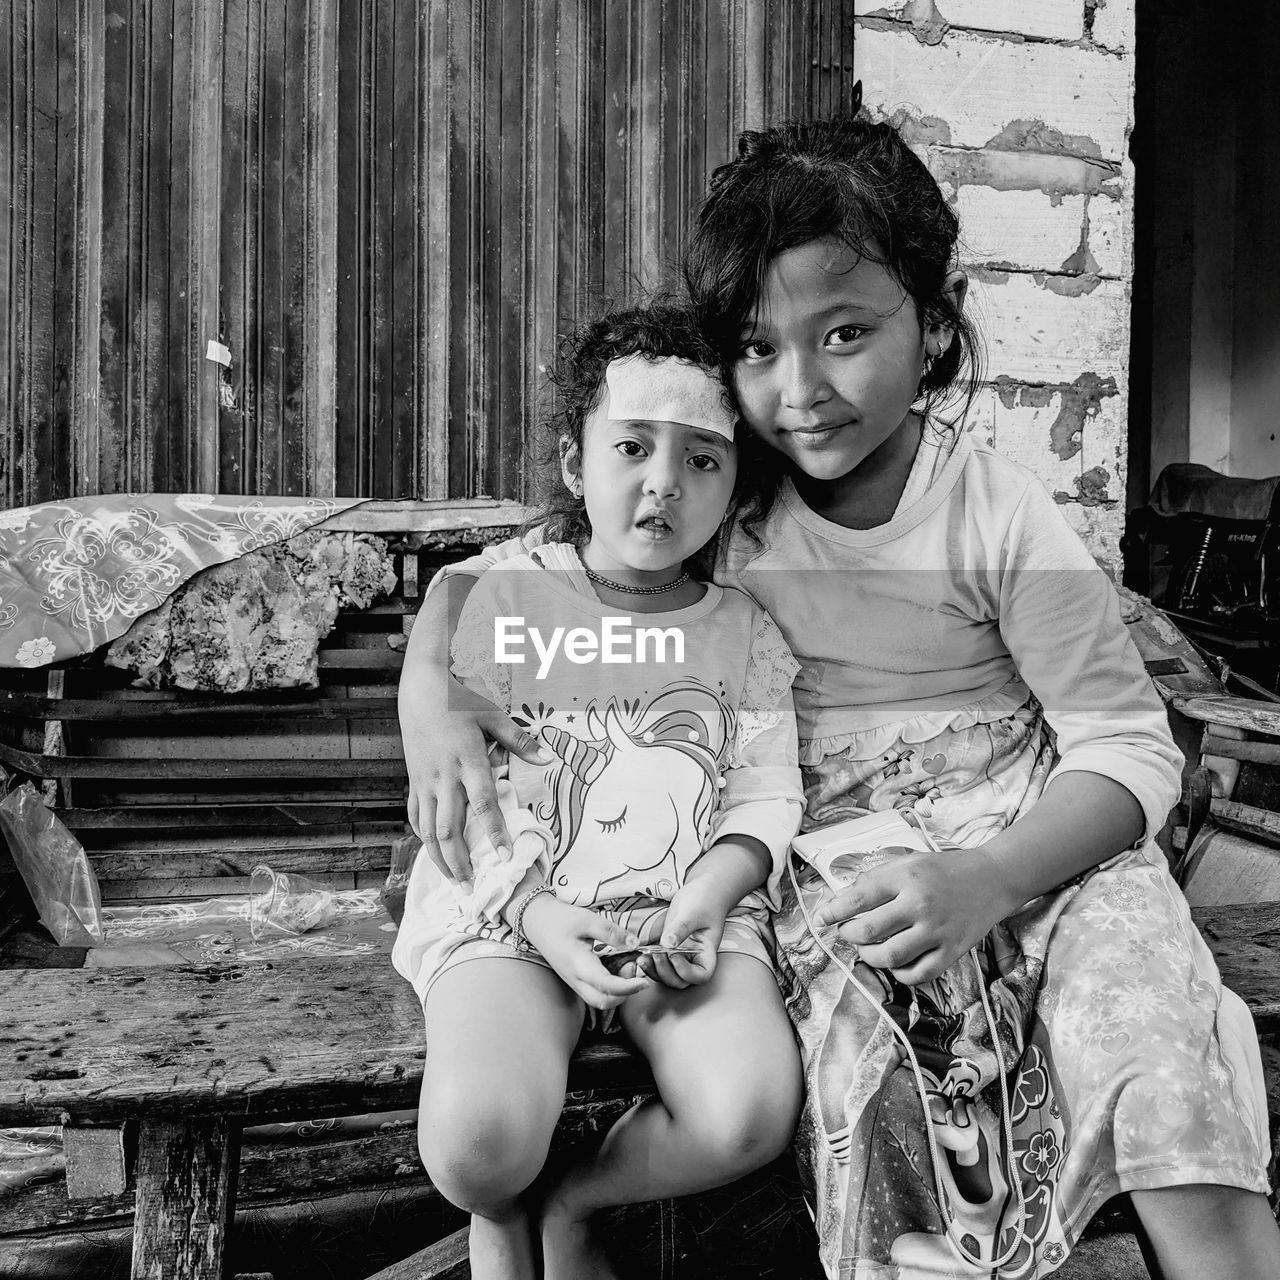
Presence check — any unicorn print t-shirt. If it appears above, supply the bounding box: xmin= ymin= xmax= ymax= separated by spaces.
xmin=392 ymin=544 xmax=804 ymax=1004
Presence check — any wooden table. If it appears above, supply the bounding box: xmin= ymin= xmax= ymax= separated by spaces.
xmin=0 ymin=953 xmax=651 ymax=1280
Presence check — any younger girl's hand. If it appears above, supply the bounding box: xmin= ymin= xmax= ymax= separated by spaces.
xmin=647 ymin=881 xmax=728 ymax=989
xmin=814 ymin=847 xmax=1015 ymax=985
xmin=520 ymin=896 xmax=651 ymax=1012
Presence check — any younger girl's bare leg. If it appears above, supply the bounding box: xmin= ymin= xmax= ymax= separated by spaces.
xmin=418 ymin=958 xmax=583 ymax=1280
xmin=540 ymin=954 xmax=803 ymax=1280
xmin=1129 ymin=1184 xmax=1280 ymax=1280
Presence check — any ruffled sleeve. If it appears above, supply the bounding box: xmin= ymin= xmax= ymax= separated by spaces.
xmin=448 ymin=574 xmax=512 ymax=710
xmin=730 ymin=609 xmax=801 ymax=768
xmin=707 ymin=606 xmax=804 ymax=909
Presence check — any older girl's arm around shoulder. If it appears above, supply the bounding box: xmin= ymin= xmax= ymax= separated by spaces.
xmin=400 ymin=544 xmax=552 ymax=882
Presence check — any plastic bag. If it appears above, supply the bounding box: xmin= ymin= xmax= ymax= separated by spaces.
xmin=380 ymin=831 xmax=421 ymax=925
xmin=248 ymin=864 xmax=338 ymax=940
xmin=0 ymin=783 xmax=104 ymax=946
xmin=384 ymin=831 xmax=421 ymax=894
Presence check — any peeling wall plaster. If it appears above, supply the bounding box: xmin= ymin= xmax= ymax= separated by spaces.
xmin=858 ymin=1 xmax=1134 ymax=568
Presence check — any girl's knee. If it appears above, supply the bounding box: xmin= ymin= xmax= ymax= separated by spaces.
xmin=680 ymin=1080 xmax=801 ymax=1173
xmin=417 ymin=1101 xmax=552 ymax=1213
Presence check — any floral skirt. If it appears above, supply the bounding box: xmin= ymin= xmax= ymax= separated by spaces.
xmin=775 ymin=706 xmax=1270 ymax=1279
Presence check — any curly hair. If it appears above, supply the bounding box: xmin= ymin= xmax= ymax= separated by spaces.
xmin=529 ymin=298 xmax=744 ymax=572
xmin=684 ymin=99 xmax=985 ymax=541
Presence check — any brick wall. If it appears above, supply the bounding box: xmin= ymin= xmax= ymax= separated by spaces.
xmin=854 ymin=0 xmax=1135 ymax=570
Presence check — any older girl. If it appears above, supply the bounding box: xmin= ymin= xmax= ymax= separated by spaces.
xmin=401 ymin=106 xmax=1279 ymax=1279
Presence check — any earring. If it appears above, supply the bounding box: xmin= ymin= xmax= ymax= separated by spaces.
xmin=569 ymin=478 xmax=583 ymax=498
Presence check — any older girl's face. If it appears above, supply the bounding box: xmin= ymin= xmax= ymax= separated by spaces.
xmin=732 ymin=237 xmax=945 ymax=486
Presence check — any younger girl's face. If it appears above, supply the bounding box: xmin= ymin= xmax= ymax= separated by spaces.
xmin=733 ymin=236 xmax=939 ymax=485
xmin=566 ymin=391 xmax=737 ymax=579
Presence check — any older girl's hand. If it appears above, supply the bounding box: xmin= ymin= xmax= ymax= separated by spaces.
xmin=813 ymin=847 xmax=1017 ymax=985
xmin=401 ymin=673 xmax=550 ymax=885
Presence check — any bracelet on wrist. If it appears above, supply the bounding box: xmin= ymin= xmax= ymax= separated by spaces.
xmin=511 ymin=883 xmax=557 ymax=952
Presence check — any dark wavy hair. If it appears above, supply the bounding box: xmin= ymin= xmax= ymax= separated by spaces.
xmin=684 ymin=93 xmax=984 ymax=539
xmin=529 ymin=298 xmax=743 ymax=573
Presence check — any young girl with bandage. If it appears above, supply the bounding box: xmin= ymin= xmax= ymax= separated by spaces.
xmin=392 ymin=301 xmax=805 ymax=1280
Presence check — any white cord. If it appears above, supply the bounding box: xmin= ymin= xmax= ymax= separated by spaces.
xmin=787 ymin=817 xmax=1031 ymax=1273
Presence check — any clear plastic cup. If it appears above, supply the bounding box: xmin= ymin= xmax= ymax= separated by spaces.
xmin=248 ymin=865 xmax=338 ymax=940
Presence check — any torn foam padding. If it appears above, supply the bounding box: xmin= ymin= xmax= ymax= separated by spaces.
xmin=105 ymin=531 xmax=397 ymax=692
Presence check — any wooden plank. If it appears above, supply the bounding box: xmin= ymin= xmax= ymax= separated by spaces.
xmin=1210 ymin=799 xmax=1280 ymax=845
xmin=96 ymin=869 xmax=358 ymax=902
xmin=61 ymin=802 xmax=406 ymax=831
xmin=0 ymin=693 xmax=400 ymax=720
xmin=317 ymin=649 xmax=405 ymax=669
xmin=62 ymin=0 xmax=106 ymax=496
xmin=185 ymin=0 xmax=226 ymax=494
xmin=384 ymin=0 xmax=416 ymax=504
xmin=275 ymin=0 xmax=305 ymax=492
xmin=1172 ymin=694 xmax=1280 ymax=736
xmin=1183 ymin=828 xmax=1280 ymax=909
xmin=0 ymin=747 xmax=405 ymax=780
xmin=63 ymin=1124 xmax=127 ymax=1200
xmin=314 ymin=499 xmax=527 ymax=534
xmin=1191 ymin=899 xmax=1280 ymax=941
xmin=5 ymin=0 xmax=63 ymax=509
xmin=364 ymin=1226 xmax=469 ymax=1280
xmin=302 ymin=0 xmax=340 ymax=495
xmin=0 ymin=1162 xmax=431 ymax=1242
xmin=81 ymin=773 xmax=403 ymax=799
xmin=131 ymin=1116 xmax=239 ymax=1280
xmin=1201 ymin=935 xmax=1280 ymax=1039
xmin=1193 ymin=903 xmax=1280 ymax=1035
xmin=163 ymin=0 xmax=197 ymax=489
xmin=332 ymin=0 xmax=367 ymax=498
xmin=144 ymin=0 xmax=176 ymax=492
xmin=1201 ymin=734 xmax=1280 ymax=765
xmin=76 ymin=829 xmax=402 ymax=857
xmin=97 ymin=0 xmax=134 ymax=493
xmin=0 ymin=955 xmax=651 ymax=1127
xmin=82 ymin=844 xmax=395 ymax=883
xmin=420 ymin=0 xmax=451 ymax=499
xmin=0 ymin=0 xmax=19 ymax=507
xmin=219 ymin=0 xmax=251 ymax=489
xmin=256 ymin=0 xmax=285 ymax=491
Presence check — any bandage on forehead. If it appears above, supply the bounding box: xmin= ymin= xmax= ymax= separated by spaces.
xmin=604 ymin=354 xmax=737 ymax=441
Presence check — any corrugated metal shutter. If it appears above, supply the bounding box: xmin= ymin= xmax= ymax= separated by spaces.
xmin=1 ymin=0 xmax=856 ymax=507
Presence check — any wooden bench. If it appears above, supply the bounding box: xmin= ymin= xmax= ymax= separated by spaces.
xmin=0 ymin=905 xmax=1274 ymax=1279
xmin=0 ymin=500 xmax=814 ymax=1280
xmin=0 ymin=500 xmax=544 ymax=1280
xmin=0 ymin=521 xmax=1276 ymax=1279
